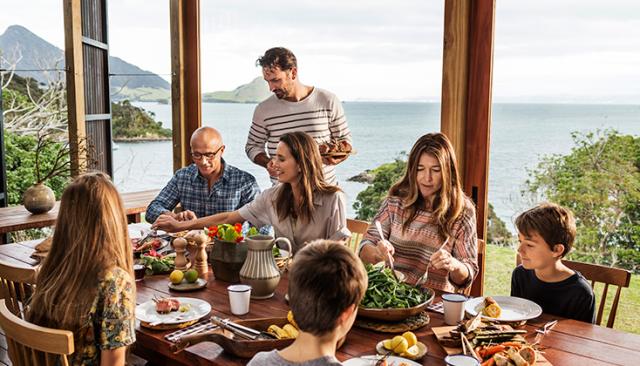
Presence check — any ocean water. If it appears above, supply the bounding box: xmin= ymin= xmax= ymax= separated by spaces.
xmin=113 ymin=102 xmax=640 ymax=230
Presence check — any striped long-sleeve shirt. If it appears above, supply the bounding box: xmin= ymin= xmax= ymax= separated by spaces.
xmin=245 ymin=87 xmax=351 ymax=185
xmin=359 ymin=196 xmax=479 ymax=293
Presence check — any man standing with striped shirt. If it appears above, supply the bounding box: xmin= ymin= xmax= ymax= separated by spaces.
xmin=245 ymin=47 xmax=352 ymax=185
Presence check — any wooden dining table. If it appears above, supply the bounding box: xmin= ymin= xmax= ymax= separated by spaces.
xmin=1 ymin=239 xmax=639 ymax=366
xmin=0 ymin=189 xmax=159 ymax=244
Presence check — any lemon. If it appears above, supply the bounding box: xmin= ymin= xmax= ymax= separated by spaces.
xmin=402 ymin=331 xmax=417 ymax=347
xmin=169 ymin=270 xmax=184 ymax=284
xmin=483 ymin=303 xmax=502 ymax=318
xmin=391 ymin=335 xmax=408 ymax=354
xmin=383 ymin=339 xmax=393 ymax=350
xmin=185 ymin=269 xmax=199 ymax=283
xmin=401 ymin=344 xmax=420 ymax=358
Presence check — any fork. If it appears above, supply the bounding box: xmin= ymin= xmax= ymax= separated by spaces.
xmin=415 ymin=237 xmax=450 ymax=286
xmin=150 ymin=313 xmax=189 ymax=326
xmin=533 ymin=320 xmax=558 ymax=345
xmin=138 ymin=228 xmax=158 ymax=245
xmin=374 ymin=351 xmax=392 ymax=366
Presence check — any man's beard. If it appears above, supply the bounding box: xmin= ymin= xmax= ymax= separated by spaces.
xmin=274 ymin=89 xmax=286 ymax=99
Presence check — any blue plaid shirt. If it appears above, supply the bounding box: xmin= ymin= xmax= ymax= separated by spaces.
xmin=145 ymin=160 xmax=261 ymax=224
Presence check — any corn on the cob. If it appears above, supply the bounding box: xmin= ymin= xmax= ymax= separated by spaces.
xmin=287 ymin=311 xmax=299 ymax=329
xmin=267 ymin=324 xmax=289 ymax=339
xmin=283 ymin=323 xmax=299 ymax=338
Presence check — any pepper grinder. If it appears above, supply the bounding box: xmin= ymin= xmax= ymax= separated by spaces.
xmin=172 ymin=237 xmax=190 ymax=271
xmin=193 ymin=236 xmax=209 ymax=276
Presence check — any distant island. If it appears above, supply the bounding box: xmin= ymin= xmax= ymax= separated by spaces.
xmin=203 ymin=77 xmax=271 ymax=103
xmin=111 ymin=100 xmax=171 ymax=142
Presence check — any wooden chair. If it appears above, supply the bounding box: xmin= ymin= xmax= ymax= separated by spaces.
xmin=516 ymin=255 xmax=631 ymax=328
xmin=563 ymin=260 xmax=631 ymax=328
xmin=0 ymin=259 xmax=37 ymax=317
xmin=346 ymin=218 xmax=370 ymax=253
xmin=0 ymin=299 xmax=74 ymax=366
xmin=469 ymin=239 xmax=486 ymax=297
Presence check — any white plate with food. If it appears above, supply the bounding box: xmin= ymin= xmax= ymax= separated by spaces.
xmin=129 ymin=223 xmax=167 ymax=239
xmin=465 ymin=295 xmax=542 ymax=322
xmin=343 ymin=355 xmax=420 ymax=366
xmin=135 ymin=297 xmax=211 ymax=325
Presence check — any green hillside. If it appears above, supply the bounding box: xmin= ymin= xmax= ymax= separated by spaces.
xmin=203 ymin=77 xmax=271 ymax=103
xmin=112 ymin=87 xmax=170 ymax=103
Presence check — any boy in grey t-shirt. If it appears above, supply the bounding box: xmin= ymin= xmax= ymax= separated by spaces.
xmin=248 ymin=240 xmax=368 ymax=366
xmin=248 ymin=350 xmax=342 ymax=366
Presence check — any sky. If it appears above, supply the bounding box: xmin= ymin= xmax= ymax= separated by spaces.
xmin=1 ymin=0 xmax=640 ymax=102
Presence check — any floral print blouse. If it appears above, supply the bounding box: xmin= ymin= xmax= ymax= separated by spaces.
xmin=71 ymin=267 xmax=136 ymax=366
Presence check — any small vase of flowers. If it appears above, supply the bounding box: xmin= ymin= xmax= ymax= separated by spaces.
xmin=206 ymin=223 xmax=258 ymax=283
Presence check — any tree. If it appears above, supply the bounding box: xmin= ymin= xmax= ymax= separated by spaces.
xmin=487 ymin=203 xmax=514 ymax=246
xmin=4 ymin=131 xmax=70 ymax=204
xmin=523 ymin=130 xmax=640 ymax=269
xmin=353 ymin=157 xmax=406 ymax=221
xmin=111 ymin=100 xmax=171 ymax=140
xmin=1 ymin=50 xmax=68 ymax=137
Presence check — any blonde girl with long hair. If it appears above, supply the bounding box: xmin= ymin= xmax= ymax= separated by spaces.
xmin=28 ymin=172 xmax=135 ymax=366
xmin=359 ymin=133 xmax=478 ymax=293
xmin=153 ymin=131 xmax=350 ymax=253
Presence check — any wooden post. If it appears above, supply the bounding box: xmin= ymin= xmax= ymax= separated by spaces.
xmin=440 ymin=0 xmax=470 ymax=172
xmin=465 ymin=0 xmax=495 ymax=244
xmin=170 ymin=0 xmax=202 ymax=171
xmin=441 ymin=0 xmax=496 ymax=296
xmin=63 ymin=0 xmax=87 ymax=177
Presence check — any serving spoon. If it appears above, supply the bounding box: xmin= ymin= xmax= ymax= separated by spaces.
xmin=374 ymin=221 xmax=401 ymax=281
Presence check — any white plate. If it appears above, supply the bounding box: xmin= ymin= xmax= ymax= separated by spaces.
xmin=135 ymin=297 xmax=211 ymax=324
xmin=343 ymin=355 xmax=420 ymax=366
xmin=129 ymin=223 xmax=167 ymax=239
xmin=465 ymin=296 xmax=542 ymax=322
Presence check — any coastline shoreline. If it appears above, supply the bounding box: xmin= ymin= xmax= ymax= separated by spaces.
xmin=113 ymin=137 xmax=172 ymax=142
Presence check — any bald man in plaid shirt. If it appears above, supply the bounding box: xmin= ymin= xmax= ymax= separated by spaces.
xmin=146 ymin=127 xmax=260 ymax=224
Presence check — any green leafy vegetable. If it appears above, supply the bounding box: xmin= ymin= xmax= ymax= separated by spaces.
xmin=360 ymin=263 xmax=429 ymax=309
xmin=140 ymin=254 xmax=175 ymax=274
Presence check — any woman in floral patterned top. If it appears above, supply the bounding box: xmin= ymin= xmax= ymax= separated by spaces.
xmin=359 ymin=133 xmax=478 ymax=293
xmin=28 ymin=172 xmax=136 ymax=366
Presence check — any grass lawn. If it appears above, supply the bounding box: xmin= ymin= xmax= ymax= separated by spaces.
xmin=484 ymin=243 xmax=640 ymax=335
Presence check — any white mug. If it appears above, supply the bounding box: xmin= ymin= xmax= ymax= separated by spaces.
xmin=442 ymin=293 xmax=467 ymax=326
xmin=227 ymin=284 xmax=252 ymax=315
xmin=444 ymin=354 xmax=480 ymax=366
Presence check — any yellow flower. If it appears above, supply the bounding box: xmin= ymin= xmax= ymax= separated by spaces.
xmin=104 ymin=271 xmax=114 ymax=281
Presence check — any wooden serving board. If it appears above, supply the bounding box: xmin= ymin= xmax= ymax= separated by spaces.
xmin=432 ymin=326 xmax=553 ymax=366
xmin=171 ymin=317 xmax=295 ymax=358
